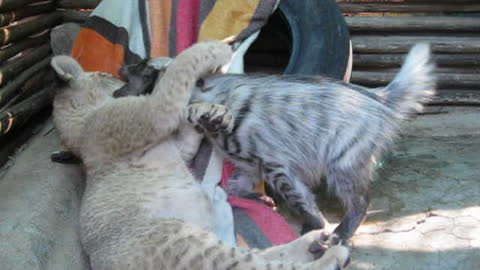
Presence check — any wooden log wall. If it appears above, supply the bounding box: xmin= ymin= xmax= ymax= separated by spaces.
xmin=338 ymin=0 xmax=480 ymax=106
xmin=0 ymin=0 xmax=100 ymax=166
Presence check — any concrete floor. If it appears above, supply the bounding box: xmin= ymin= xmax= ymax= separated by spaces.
xmin=0 ymin=107 xmax=479 ymax=270
xmin=316 ymin=107 xmax=480 ymax=270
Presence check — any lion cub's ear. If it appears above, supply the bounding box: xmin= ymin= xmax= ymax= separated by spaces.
xmin=51 ymin=55 xmax=84 ymax=82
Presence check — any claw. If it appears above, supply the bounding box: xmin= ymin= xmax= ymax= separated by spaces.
xmin=308 ymin=241 xmax=326 ymax=259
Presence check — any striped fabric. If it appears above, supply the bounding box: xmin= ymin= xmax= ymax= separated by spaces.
xmin=72 ymin=0 xmax=279 ymax=73
xmin=70 ymin=0 xmax=297 ymax=248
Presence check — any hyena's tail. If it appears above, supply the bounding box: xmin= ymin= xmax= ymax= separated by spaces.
xmin=383 ymin=43 xmax=436 ymax=118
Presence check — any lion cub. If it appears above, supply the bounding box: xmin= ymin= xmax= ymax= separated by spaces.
xmin=51 ymin=41 xmax=349 ymax=270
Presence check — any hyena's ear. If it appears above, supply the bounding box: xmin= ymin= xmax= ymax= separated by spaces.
xmin=50 ymin=55 xmax=84 ymax=82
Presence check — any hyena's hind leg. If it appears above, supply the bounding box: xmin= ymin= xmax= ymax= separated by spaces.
xmin=263 ymin=165 xmax=327 ymax=234
xmin=326 ymin=164 xmax=372 ymax=244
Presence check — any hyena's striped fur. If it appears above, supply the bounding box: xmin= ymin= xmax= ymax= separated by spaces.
xmin=51 ymin=41 xmax=349 ymax=270
xmin=190 ymin=43 xmax=436 ymax=243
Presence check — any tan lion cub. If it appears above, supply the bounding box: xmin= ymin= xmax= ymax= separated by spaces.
xmin=51 ymin=41 xmax=349 ymax=270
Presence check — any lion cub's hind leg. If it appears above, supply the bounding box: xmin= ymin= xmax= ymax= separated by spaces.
xmin=91 ymin=220 xmax=349 ymax=270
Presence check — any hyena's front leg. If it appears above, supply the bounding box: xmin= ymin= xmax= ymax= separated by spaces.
xmin=186 ymin=103 xmax=234 ymax=135
xmin=263 ymin=165 xmax=327 ymax=234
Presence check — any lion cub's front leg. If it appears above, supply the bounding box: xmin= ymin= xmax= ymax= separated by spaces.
xmin=187 ymin=103 xmax=234 ymax=135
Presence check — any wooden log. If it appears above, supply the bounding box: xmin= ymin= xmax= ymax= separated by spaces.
xmin=1 ymin=70 xmax=49 ymax=110
xmin=351 ymin=71 xmax=480 ymax=88
xmin=0 ymin=1 xmax=56 ymax=27
xmin=431 ymin=90 xmax=480 ymax=106
xmin=4 ymin=69 xmax=55 ymax=108
xmin=0 ymin=43 xmax=51 ymax=87
xmin=58 ymin=0 xmax=101 ymax=9
xmin=352 ymin=36 xmax=480 ymax=54
xmin=0 ymin=57 xmax=51 ymax=108
xmin=0 ymin=0 xmax=46 ymax=13
xmin=353 ymin=54 xmax=480 ymax=68
xmin=346 ymin=16 xmax=480 ymax=32
xmin=0 ymin=110 xmax=50 ymax=168
xmin=0 ymin=12 xmax=62 ymax=46
xmin=0 ymin=33 xmax=49 ymax=63
xmin=60 ymin=10 xmax=91 ymax=23
xmin=356 ymin=67 xmax=479 ymax=74
xmin=22 ymin=69 xmax=54 ymax=93
xmin=339 ymin=3 xmax=480 ymax=13
xmin=0 ymin=83 xmax=56 ymax=140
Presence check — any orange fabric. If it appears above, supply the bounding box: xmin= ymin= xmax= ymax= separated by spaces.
xmin=236 ymin=233 xmax=249 ymax=248
xmin=254 ymin=181 xmax=266 ymax=194
xmin=71 ymin=28 xmax=124 ymax=78
xmin=148 ymin=0 xmax=171 ymax=57
xmin=198 ymin=0 xmax=260 ymax=41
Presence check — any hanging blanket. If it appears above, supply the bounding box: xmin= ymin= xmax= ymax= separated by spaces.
xmin=70 ymin=0 xmax=297 ymax=248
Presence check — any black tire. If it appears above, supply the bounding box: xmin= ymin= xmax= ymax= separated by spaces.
xmin=280 ymin=0 xmax=350 ymax=79
xmin=244 ymin=0 xmax=350 ymax=80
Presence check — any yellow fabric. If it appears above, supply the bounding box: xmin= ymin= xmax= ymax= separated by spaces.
xmin=198 ymin=0 xmax=260 ymax=41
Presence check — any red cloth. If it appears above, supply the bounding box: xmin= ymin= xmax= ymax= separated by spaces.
xmin=221 ymin=161 xmax=297 ymax=245
xmin=176 ymin=1 xmax=297 ymax=246
xmin=176 ymin=0 xmax=200 ymax=54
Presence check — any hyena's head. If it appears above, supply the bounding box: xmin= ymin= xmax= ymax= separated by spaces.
xmin=113 ymin=57 xmax=172 ymax=98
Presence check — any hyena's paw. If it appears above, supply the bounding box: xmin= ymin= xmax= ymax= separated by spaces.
xmin=308 ymin=232 xmax=342 ymax=258
xmin=306 ymin=231 xmax=350 ymax=269
xmin=187 ymin=103 xmax=234 ymax=134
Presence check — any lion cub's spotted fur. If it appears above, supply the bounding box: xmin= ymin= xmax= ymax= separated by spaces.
xmin=51 ymin=41 xmax=349 ymax=270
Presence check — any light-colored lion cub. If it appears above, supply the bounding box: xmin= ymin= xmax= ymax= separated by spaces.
xmin=51 ymin=41 xmax=349 ymax=270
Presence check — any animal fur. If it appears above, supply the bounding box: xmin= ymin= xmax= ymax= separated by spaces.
xmin=51 ymin=41 xmax=349 ymax=270
xmin=189 ymin=43 xmax=436 ymax=242
xmin=113 ymin=57 xmax=171 ymax=98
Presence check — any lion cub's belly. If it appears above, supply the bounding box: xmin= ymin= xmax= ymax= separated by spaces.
xmin=82 ymin=140 xmax=215 ymax=252
xmin=134 ymin=140 xmax=215 ymax=231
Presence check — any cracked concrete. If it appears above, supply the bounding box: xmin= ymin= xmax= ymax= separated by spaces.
xmin=322 ymin=108 xmax=480 ymax=270
xmin=281 ymin=107 xmax=480 ymax=269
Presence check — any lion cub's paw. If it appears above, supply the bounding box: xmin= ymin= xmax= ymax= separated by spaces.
xmin=187 ymin=103 xmax=234 ymax=134
xmin=181 ymin=41 xmax=233 ymax=75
